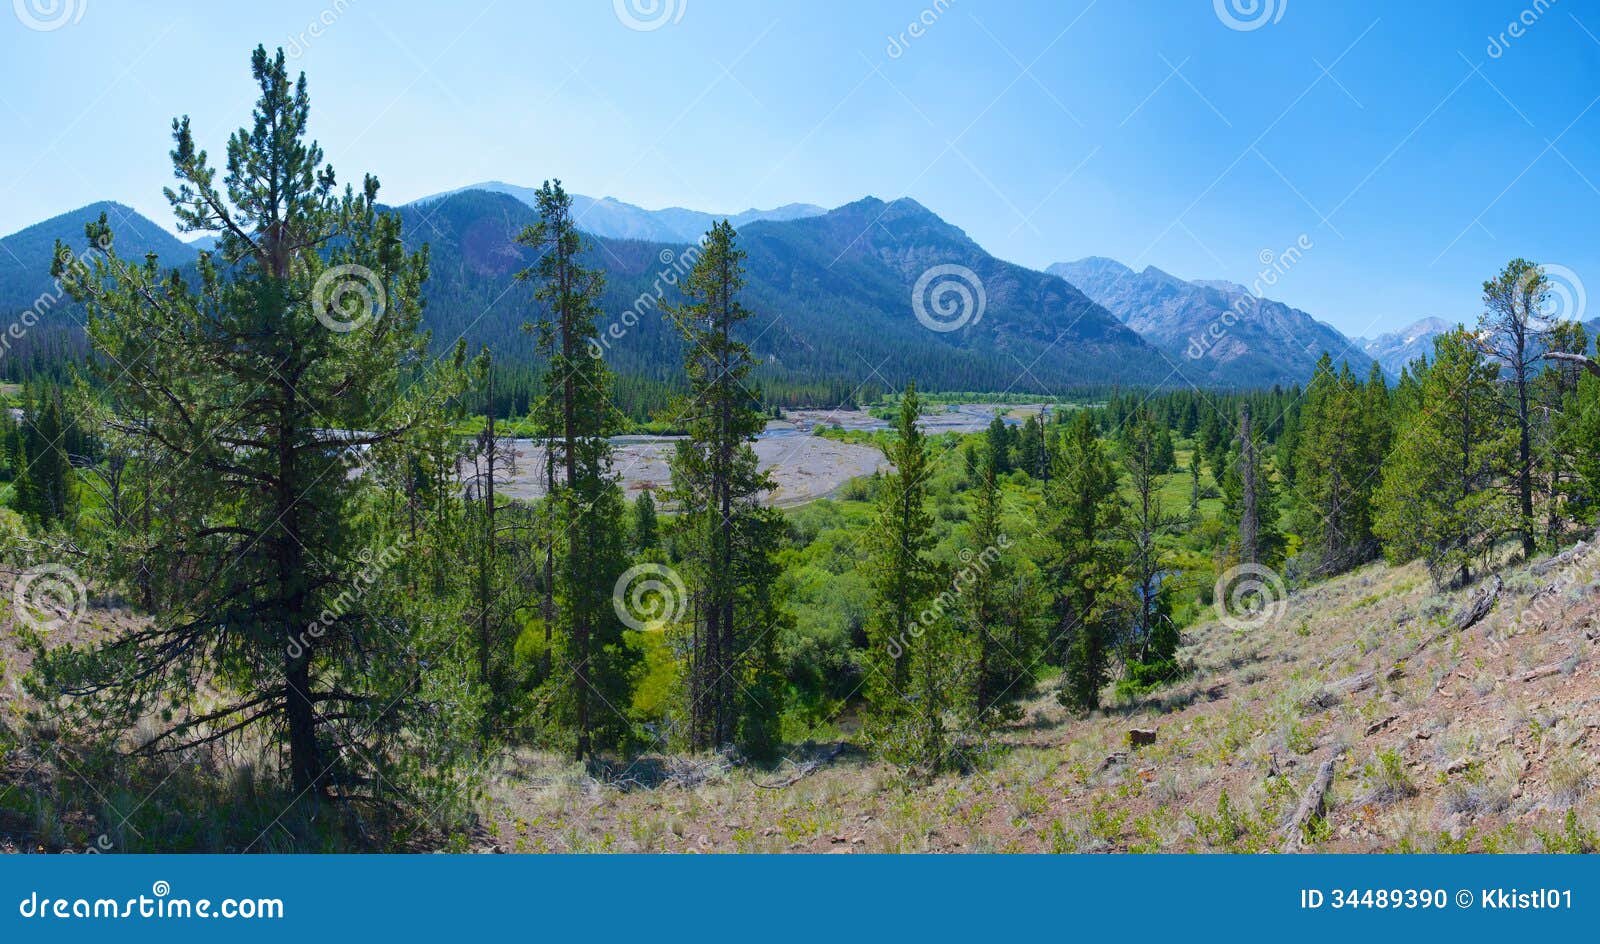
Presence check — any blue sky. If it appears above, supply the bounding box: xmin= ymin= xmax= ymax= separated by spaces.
xmin=2 ymin=0 xmax=1596 ymax=337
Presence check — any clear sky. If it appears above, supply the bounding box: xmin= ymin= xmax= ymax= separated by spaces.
xmin=2 ymin=0 xmax=1597 ymax=337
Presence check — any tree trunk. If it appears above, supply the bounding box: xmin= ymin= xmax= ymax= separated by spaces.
xmin=1238 ymin=404 xmax=1258 ymax=565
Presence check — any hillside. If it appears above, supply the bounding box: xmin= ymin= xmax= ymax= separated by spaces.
xmin=0 ymin=202 xmax=197 ymax=375
xmin=476 ymin=541 xmax=1600 ymax=853
xmin=1050 ymin=256 xmax=1375 ymax=387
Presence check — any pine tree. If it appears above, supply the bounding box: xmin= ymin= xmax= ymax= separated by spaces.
xmin=1120 ymin=413 xmax=1180 ymax=690
xmin=1188 ymin=450 xmax=1201 ymax=519
xmin=985 ymin=415 xmax=1014 ymax=475
xmin=664 ymin=220 xmax=786 ymax=754
xmin=1292 ymin=356 xmax=1385 ymax=577
xmin=1017 ymin=414 xmax=1045 ymax=479
xmin=963 ymin=435 xmax=1029 ymax=723
xmin=39 ymin=47 xmax=476 ymax=799
xmin=1045 ymin=411 xmax=1123 ymax=712
xmin=1221 ymin=405 xmax=1285 ymax=569
xmin=1538 ymin=320 xmax=1588 ymax=547
xmin=631 ymin=487 xmax=659 ymax=552
xmin=1374 ymin=329 xmax=1516 ymax=587
xmin=863 ymin=383 xmax=961 ymax=770
xmin=516 ymin=179 xmax=636 ymax=760
xmin=1480 ymin=259 xmax=1551 ymax=557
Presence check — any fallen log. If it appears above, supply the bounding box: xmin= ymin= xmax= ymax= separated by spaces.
xmin=1365 ymin=714 xmax=1398 ymax=737
xmin=1397 ymin=575 xmax=1502 ymax=662
xmin=1520 ymin=661 xmax=1565 ymax=683
xmin=1283 ymin=751 xmax=1343 ymax=850
xmin=1531 ymin=541 xmax=1591 ymax=577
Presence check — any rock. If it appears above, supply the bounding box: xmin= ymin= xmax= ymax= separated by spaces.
xmin=1127 ymin=728 xmax=1158 ymax=748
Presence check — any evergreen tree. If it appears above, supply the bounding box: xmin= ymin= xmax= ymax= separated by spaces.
xmin=631 ymin=487 xmax=659 ymax=552
xmin=862 ymin=383 xmax=962 ymax=771
xmin=1045 ymin=411 xmax=1123 ymax=712
xmin=1017 ymin=414 xmax=1045 ymax=479
xmin=963 ymin=434 xmax=1029 ymax=723
xmin=1538 ymin=320 xmax=1588 ymax=546
xmin=38 ymin=47 xmax=476 ymax=799
xmin=1221 ymin=405 xmax=1285 ymax=569
xmin=1187 ymin=450 xmax=1201 ymax=519
xmin=664 ymin=220 xmax=786 ymax=754
xmin=1480 ymin=259 xmax=1551 ymax=557
xmin=516 ymin=179 xmax=637 ymax=760
xmin=1374 ymin=330 xmax=1516 ymax=587
xmin=1292 ymin=355 xmax=1385 ymax=577
xmin=1119 ymin=414 xmax=1180 ymax=690
xmin=985 ymin=415 xmax=1014 ymax=475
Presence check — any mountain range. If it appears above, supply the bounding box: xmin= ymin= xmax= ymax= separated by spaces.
xmin=1049 ymin=257 xmax=1377 ymax=385
xmin=2 ymin=187 xmax=1402 ymax=397
xmin=1358 ymin=316 xmax=1453 ymax=378
xmin=416 ymin=181 xmax=827 ymax=245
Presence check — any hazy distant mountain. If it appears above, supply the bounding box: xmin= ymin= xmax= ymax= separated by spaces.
xmin=412 ymin=181 xmax=827 ymax=244
xmin=0 ymin=202 xmax=198 ymax=374
xmin=397 ymin=190 xmax=1164 ymax=397
xmin=1360 ymin=316 xmax=1452 ymax=377
xmin=1048 ymin=256 xmax=1374 ymax=386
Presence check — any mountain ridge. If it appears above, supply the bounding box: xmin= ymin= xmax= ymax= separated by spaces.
xmin=1048 ymin=256 xmax=1376 ymax=386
